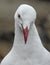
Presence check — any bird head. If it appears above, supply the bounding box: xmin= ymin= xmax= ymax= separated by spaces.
xmin=14 ymin=4 xmax=36 ymax=43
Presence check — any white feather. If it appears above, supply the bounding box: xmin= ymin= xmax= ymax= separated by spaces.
xmin=0 ymin=4 xmax=50 ymax=65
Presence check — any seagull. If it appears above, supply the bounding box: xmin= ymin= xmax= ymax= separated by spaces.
xmin=0 ymin=4 xmax=50 ymax=65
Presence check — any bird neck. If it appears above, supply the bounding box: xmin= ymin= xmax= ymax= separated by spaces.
xmin=13 ymin=23 xmax=43 ymax=49
xmin=11 ymin=23 xmax=46 ymax=58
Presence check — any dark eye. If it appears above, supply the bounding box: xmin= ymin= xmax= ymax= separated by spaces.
xmin=18 ymin=14 xmax=20 ymax=18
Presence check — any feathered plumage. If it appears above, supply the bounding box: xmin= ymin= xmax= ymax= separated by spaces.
xmin=0 ymin=4 xmax=50 ymax=65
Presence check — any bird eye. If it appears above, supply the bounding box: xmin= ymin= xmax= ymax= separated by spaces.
xmin=18 ymin=14 xmax=20 ymax=18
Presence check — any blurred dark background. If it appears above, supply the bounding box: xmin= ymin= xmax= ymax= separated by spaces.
xmin=0 ymin=0 xmax=50 ymax=62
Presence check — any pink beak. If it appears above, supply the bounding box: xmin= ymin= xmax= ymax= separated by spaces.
xmin=22 ymin=26 xmax=29 ymax=44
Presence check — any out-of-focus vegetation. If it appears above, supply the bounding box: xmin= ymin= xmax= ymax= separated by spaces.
xmin=0 ymin=0 xmax=50 ymax=62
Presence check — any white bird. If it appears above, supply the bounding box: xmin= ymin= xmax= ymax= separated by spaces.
xmin=0 ymin=4 xmax=50 ymax=65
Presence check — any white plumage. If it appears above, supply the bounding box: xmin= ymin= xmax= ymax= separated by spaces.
xmin=0 ymin=4 xmax=50 ymax=65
